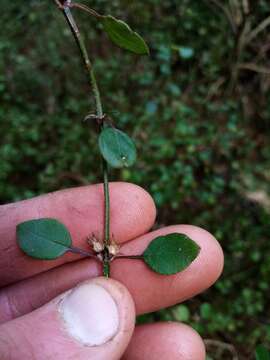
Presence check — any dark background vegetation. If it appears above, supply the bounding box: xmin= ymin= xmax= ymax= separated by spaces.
xmin=1 ymin=0 xmax=270 ymax=358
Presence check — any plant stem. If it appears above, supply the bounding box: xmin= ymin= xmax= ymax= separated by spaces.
xmin=114 ymin=255 xmax=144 ymax=260
xmin=56 ymin=1 xmax=111 ymax=277
xmin=102 ymin=159 xmax=111 ymax=277
xmin=103 ymin=160 xmax=110 ymax=246
xmin=53 ymin=0 xmax=63 ymax=8
xmin=69 ymin=246 xmax=97 ymax=258
xmin=62 ymin=4 xmax=103 ymax=117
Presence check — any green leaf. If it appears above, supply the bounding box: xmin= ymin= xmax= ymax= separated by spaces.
xmin=98 ymin=127 xmax=137 ymax=168
xmin=17 ymin=218 xmax=72 ymax=260
xmin=256 ymin=345 xmax=270 ymax=360
xmin=171 ymin=45 xmax=194 ymax=59
xmin=101 ymin=15 xmax=149 ymax=55
xmin=178 ymin=46 xmax=194 ymax=59
xmin=172 ymin=304 xmax=190 ymax=322
xmin=143 ymin=233 xmax=200 ymax=275
xmin=200 ymin=303 xmax=212 ymax=320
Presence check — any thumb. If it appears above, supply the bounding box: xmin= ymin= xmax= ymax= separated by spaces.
xmin=0 ymin=277 xmax=135 ymax=360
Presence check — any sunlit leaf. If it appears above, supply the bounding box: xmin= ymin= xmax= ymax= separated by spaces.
xmin=143 ymin=233 xmax=200 ymax=275
xmin=17 ymin=218 xmax=72 ymax=260
xmin=98 ymin=127 xmax=137 ymax=168
xmin=101 ymin=15 xmax=149 ymax=55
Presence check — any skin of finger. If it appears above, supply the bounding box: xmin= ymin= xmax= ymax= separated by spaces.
xmin=0 ymin=225 xmax=223 ymax=322
xmin=0 ymin=259 xmax=102 ymax=324
xmin=122 ymin=322 xmax=206 ymax=360
xmin=0 ymin=182 xmax=156 ymax=286
xmin=0 ymin=277 xmax=135 ymax=360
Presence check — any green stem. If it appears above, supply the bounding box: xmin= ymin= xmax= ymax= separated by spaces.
xmin=103 ymin=159 xmax=111 ymax=277
xmin=62 ymin=4 xmax=103 ymax=117
xmin=114 ymin=255 xmax=144 ymax=260
xmin=57 ymin=1 xmax=111 ymax=277
xmin=103 ymin=160 xmax=110 ymax=247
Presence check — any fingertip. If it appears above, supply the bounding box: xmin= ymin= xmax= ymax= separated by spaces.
xmin=123 ymin=322 xmax=206 ymax=360
xmin=0 ymin=277 xmax=136 ymax=360
xmin=112 ymin=224 xmax=224 ymax=314
xmin=179 ymin=224 xmax=224 ymax=285
xmin=172 ymin=323 xmax=206 ymax=360
xmin=153 ymin=224 xmax=224 ymax=289
xmin=60 ymin=277 xmax=136 ymax=348
xmin=58 ymin=276 xmax=136 ymax=359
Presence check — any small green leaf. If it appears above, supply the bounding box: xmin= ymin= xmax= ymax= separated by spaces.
xmin=256 ymin=345 xmax=270 ymax=360
xmin=172 ymin=304 xmax=190 ymax=322
xmin=143 ymin=233 xmax=200 ymax=275
xmin=101 ymin=15 xmax=149 ymax=55
xmin=98 ymin=127 xmax=137 ymax=168
xmin=171 ymin=45 xmax=194 ymax=59
xmin=178 ymin=46 xmax=194 ymax=59
xmin=200 ymin=303 xmax=212 ymax=320
xmin=17 ymin=218 xmax=72 ymax=260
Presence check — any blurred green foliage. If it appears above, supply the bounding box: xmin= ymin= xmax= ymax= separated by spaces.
xmin=1 ymin=0 xmax=270 ymax=358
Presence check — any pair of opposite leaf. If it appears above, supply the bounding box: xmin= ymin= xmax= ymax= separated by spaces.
xmin=16 ymin=8 xmax=200 ymax=275
xmin=17 ymin=218 xmax=200 ymax=276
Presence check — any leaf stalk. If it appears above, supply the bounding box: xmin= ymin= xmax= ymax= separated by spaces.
xmin=69 ymin=246 xmax=97 ymax=258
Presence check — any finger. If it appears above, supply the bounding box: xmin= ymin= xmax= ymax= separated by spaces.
xmin=122 ymin=322 xmax=206 ymax=360
xmin=0 ymin=277 xmax=135 ymax=360
xmin=0 ymin=259 xmax=101 ymax=324
xmin=0 ymin=182 xmax=156 ymax=286
xmin=113 ymin=225 xmax=224 ymax=314
xmin=0 ymin=225 xmax=223 ymax=322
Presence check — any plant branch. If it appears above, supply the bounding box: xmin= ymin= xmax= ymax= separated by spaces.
xmin=53 ymin=0 xmax=63 ymax=8
xmin=246 ymin=15 xmax=270 ymax=43
xmin=61 ymin=3 xmax=103 ymax=117
xmin=206 ymin=0 xmax=237 ymax=34
xmin=55 ymin=0 xmax=111 ymax=276
xmin=237 ymin=63 xmax=270 ymax=75
xmin=71 ymin=2 xmax=102 ymax=19
xmin=204 ymin=339 xmax=239 ymax=360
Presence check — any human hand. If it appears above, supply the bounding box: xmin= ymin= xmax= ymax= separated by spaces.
xmin=0 ymin=183 xmax=223 ymax=359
